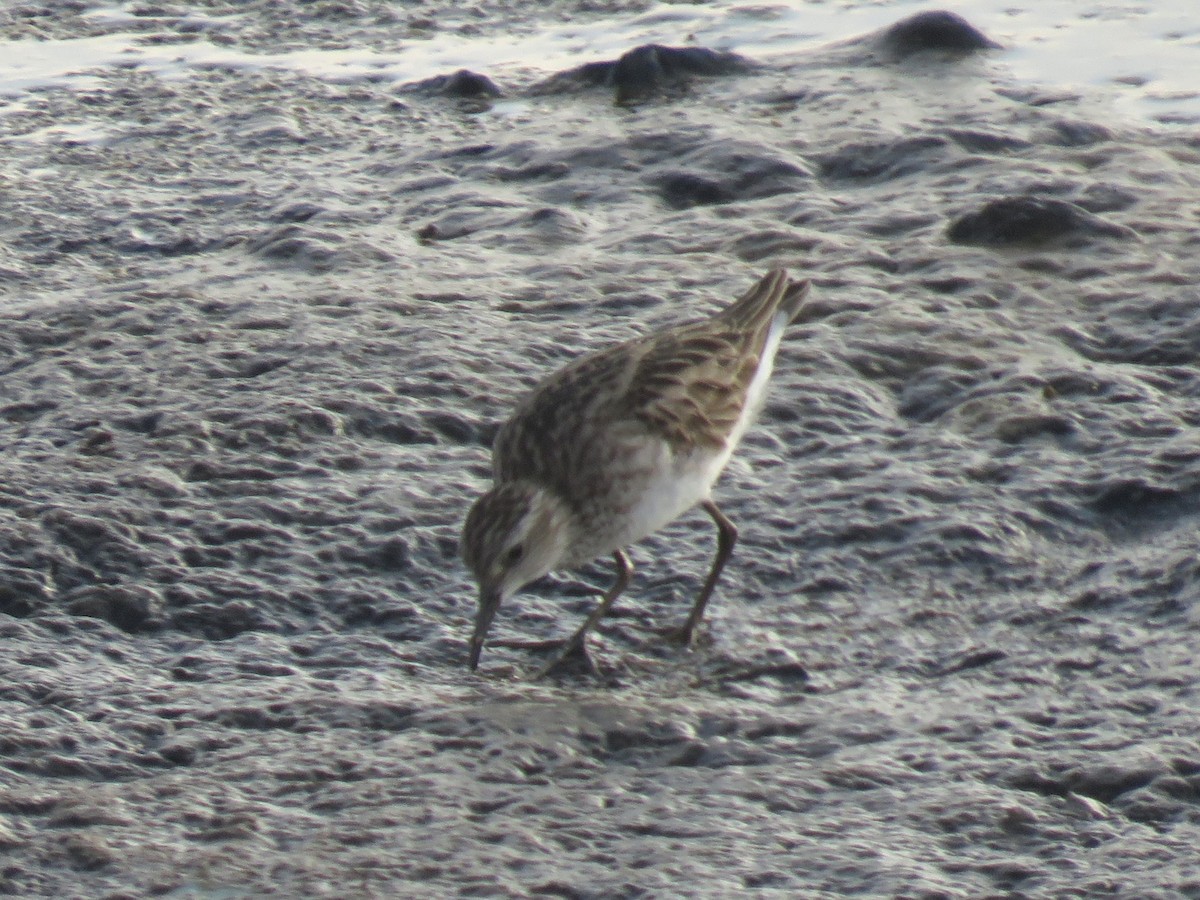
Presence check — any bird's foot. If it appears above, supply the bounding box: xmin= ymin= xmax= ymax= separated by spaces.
xmin=531 ymin=637 xmax=596 ymax=680
xmin=655 ymin=621 xmax=709 ymax=649
xmin=490 ymin=638 xmax=569 ymax=652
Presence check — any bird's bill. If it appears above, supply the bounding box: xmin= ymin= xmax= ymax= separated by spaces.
xmin=468 ymin=589 xmax=503 ymax=671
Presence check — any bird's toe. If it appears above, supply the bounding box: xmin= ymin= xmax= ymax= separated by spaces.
xmin=531 ymin=638 xmax=597 ymax=680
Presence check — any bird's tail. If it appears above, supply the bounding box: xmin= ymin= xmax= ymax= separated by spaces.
xmin=722 ymin=268 xmax=811 ymax=331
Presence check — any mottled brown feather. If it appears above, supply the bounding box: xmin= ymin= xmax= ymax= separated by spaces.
xmin=492 ymin=269 xmax=810 ymax=505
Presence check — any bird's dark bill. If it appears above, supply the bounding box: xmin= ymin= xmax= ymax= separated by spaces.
xmin=468 ymin=590 xmax=502 ymax=671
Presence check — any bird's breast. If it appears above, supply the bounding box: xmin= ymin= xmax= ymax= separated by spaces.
xmin=562 ymin=434 xmax=729 ymax=566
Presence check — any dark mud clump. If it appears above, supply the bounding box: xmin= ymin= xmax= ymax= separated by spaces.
xmin=947 ymin=195 xmax=1138 ymax=246
xmin=877 ymin=10 xmax=1003 ymax=60
xmin=403 ymin=68 xmax=504 ymax=100
xmin=536 ymin=43 xmax=754 ymax=103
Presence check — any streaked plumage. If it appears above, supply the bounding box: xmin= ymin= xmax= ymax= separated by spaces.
xmin=461 ymin=268 xmax=811 ymax=675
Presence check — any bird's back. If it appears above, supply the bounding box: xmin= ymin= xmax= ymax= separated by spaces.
xmin=621 ymin=269 xmax=808 ymax=452
xmin=491 ymin=269 xmax=810 ymax=510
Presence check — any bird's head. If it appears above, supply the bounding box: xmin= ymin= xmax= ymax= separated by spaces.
xmin=460 ymin=481 xmax=571 ymax=671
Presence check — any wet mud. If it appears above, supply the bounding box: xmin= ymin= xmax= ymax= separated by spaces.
xmin=2 ymin=3 xmax=1200 ymax=897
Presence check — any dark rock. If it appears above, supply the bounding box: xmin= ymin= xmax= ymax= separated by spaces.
xmin=63 ymin=584 xmax=163 ymax=633
xmin=878 ymin=10 xmax=1001 ymax=60
xmin=403 ymin=68 xmax=502 ymax=99
xmin=157 ymin=743 xmax=198 ymax=766
xmin=655 ymin=172 xmax=734 ymax=208
xmin=536 ymin=44 xmax=753 ymax=103
xmin=947 ymin=196 xmax=1136 ymax=245
xmin=0 ymin=571 xmax=50 ymax=618
xmin=613 ymin=45 xmax=752 ymax=103
xmin=1088 ymin=479 xmax=1182 ymax=517
xmin=438 ymin=69 xmax=502 ymax=99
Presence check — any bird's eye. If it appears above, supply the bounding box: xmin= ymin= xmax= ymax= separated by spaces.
xmin=504 ymin=544 xmax=525 ymax=566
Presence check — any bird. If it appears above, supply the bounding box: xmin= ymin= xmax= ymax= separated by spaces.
xmin=460 ymin=268 xmax=811 ymax=676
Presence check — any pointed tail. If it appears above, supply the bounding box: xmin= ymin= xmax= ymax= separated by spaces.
xmin=722 ymin=268 xmax=812 ymax=331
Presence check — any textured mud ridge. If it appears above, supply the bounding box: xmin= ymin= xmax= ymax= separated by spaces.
xmin=3 ymin=4 xmax=1200 ymax=898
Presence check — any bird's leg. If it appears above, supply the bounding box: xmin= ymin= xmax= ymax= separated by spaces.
xmin=675 ymin=499 xmax=738 ymax=647
xmin=533 ymin=549 xmax=633 ymax=679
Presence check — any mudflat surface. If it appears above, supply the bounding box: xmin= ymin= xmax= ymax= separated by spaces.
xmin=2 ymin=3 xmax=1200 ymax=898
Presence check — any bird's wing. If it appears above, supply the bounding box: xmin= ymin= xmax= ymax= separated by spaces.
xmin=623 ymin=269 xmax=807 ymax=451
xmin=491 ymin=270 xmax=809 ymax=483
xmin=621 ymin=323 xmax=756 ymax=452
xmin=491 ymin=341 xmax=636 ymax=487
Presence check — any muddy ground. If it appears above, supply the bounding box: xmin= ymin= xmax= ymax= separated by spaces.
xmin=2 ymin=2 xmax=1200 ymax=897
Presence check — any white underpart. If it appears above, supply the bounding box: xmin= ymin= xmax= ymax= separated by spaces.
xmin=728 ymin=308 xmax=788 ymax=452
xmin=618 ymin=309 xmax=788 ymax=547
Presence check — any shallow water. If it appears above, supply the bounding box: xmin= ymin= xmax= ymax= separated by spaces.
xmin=2 ymin=1 xmax=1200 ymax=897
xmin=3 ymin=1 xmax=1199 ymax=123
